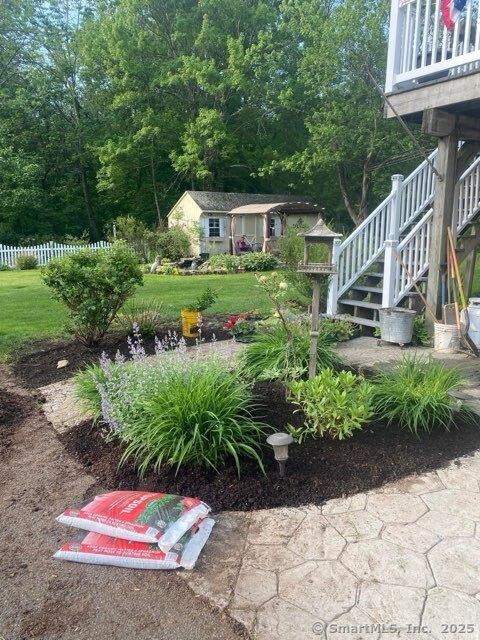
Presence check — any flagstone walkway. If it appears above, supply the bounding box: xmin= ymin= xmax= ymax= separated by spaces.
xmin=39 ymin=337 xmax=480 ymax=639
xmin=182 ymin=450 xmax=480 ymax=640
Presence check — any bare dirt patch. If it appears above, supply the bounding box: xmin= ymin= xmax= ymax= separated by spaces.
xmin=13 ymin=317 xmax=230 ymax=388
xmin=0 ymin=370 xmax=246 ymax=640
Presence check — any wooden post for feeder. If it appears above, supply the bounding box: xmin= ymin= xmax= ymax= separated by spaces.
xmin=309 ymin=278 xmax=321 ymax=379
xmin=298 ymin=218 xmax=342 ymax=380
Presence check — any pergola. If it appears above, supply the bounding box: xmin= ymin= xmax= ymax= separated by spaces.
xmin=228 ymin=200 xmax=322 ymax=253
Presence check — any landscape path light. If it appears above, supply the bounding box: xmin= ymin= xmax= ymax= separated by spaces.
xmin=266 ymin=432 xmax=294 ymax=478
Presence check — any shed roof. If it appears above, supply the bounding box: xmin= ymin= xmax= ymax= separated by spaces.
xmin=229 ymin=201 xmax=321 ymax=215
xmin=186 ymin=191 xmax=311 ymax=212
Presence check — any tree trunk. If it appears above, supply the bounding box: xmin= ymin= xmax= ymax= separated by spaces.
xmin=72 ymin=92 xmax=99 ymax=241
xmin=337 ymin=155 xmax=372 ymax=227
xmin=77 ymin=161 xmax=99 ymax=241
xmin=150 ymin=146 xmax=162 ymax=225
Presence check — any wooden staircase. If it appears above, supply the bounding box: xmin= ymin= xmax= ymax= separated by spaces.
xmin=327 ymin=150 xmax=480 ymax=328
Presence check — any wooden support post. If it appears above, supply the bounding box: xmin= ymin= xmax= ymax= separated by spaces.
xmin=309 ymin=277 xmax=321 ymax=380
xmin=426 ymin=133 xmax=458 ymax=332
xmin=382 ymin=174 xmax=404 ymax=308
xmin=464 ymin=248 xmax=478 ymax=301
xmin=326 ymin=238 xmax=342 ymax=315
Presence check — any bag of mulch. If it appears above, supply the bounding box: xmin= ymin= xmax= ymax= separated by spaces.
xmin=54 ymin=517 xmax=214 ymax=570
xmin=57 ymin=491 xmax=211 ymax=552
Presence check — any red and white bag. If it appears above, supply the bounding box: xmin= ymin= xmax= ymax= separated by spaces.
xmin=57 ymin=491 xmax=210 ymax=552
xmin=54 ymin=517 xmax=214 ymax=570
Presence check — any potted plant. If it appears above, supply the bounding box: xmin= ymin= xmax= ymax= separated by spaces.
xmin=181 ymin=287 xmax=218 ymax=337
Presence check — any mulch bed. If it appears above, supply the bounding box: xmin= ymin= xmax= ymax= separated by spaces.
xmin=0 ymin=390 xmax=33 ymax=460
xmin=13 ymin=317 xmax=230 ymax=388
xmin=61 ymin=381 xmax=480 ymax=511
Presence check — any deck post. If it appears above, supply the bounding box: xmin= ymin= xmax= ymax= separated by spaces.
xmin=426 ymin=133 xmax=458 ymax=331
xmin=326 ymin=238 xmax=342 ymax=315
xmin=382 ymin=174 xmax=404 ymax=308
xmin=464 ymin=248 xmax=478 ymax=301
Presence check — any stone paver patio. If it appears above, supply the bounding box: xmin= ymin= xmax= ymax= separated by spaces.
xmin=40 ymin=337 xmax=480 ymax=639
xmin=182 ymin=452 xmax=480 ymax=640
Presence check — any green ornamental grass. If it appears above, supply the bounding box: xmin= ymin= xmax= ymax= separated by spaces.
xmin=372 ymin=356 xmax=470 ymax=436
xmin=239 ymin=323 xmax=339 ymax=381
xmin=75 ymin=352 xmax=269 ymax=476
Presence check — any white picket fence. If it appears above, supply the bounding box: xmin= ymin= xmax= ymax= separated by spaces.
xmin=0 ymin=241 xmax=111 ymax=268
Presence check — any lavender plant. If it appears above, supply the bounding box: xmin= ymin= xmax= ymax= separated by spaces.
xmin=74 ymin=327 xmax=268 ymax=475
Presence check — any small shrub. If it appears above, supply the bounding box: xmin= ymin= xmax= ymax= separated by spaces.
xmin=115 ymin=301 xmax=164 ymax=337
xmin=75 ymin=339 xmax=268 ymax=475
xmin=412 ymin=315 xmax=431 ymax=346
xmin=185 ymin=286 xmax=218 ymax=312
xmin=156 ymin=227 xmax=191 ymax=261
xmin=16 ymin=254 xmax=38 ymax=270
xmin=372 ymin=357 xmax=470 ymax=436
xmin=239 ymin=323 xmax=339 ymax=382
xmin=204 ymin=253 xmax=240 ymax=272
xmin=287 ymin=369 xmax=374 ymax=441
xmin=239 ymin=252 xmax=278 ymax=271
xmin=156 ymin=263 xmax=180 ymax=275
xmin=319 ymin=317 xmax=355 ymax=342
xmin=109 ymin=215 xmax=156 ymax=261
xmin=42 ymin=241 xmax=143 ymax=345
xmin=0 ymin=263 xmax=11 ymax=271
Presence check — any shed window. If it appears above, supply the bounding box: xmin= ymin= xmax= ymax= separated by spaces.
xmin=208 ymin=218 xmax=221 ymax=237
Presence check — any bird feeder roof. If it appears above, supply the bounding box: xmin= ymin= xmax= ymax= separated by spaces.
xmin=298 ymin=218 xmax=342 ymax=240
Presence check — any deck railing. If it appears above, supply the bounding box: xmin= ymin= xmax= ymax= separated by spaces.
xmin=386 ymin=0 xmax=480 ymax=93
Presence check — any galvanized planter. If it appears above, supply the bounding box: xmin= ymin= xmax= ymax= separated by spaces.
xmin=379 ymin=308 xmax=416 ymax=346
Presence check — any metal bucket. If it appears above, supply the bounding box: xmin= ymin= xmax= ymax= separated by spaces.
xmin=434 ymin=322 xmax=460 ymax=353
xmin=461 ymin=298 xmax=480 ymax=349
xmin=379 ymin=308 xmax=416 ymax=345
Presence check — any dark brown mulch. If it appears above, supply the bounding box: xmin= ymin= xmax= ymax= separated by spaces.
xmin=13 ymin=317 xmax=230 ymax=388
xmin=61 ymin=381 xmax=480 ymax=511
xmin=0 ymin=389 xmax=33 ymax=459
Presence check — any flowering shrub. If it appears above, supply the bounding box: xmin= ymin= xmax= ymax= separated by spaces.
xmin=42 ymin=242 xmax=143 ymax=345
xmin=74 ymin=329 xmax=268 ymax=475
xmin=224 ymin=314 xmax=256 ymax=342
xmin=287 ymin=369 xmax=374 ymax=441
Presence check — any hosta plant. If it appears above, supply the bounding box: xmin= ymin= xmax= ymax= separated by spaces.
xmin=287 ymin=369 xmax=374 ymax=441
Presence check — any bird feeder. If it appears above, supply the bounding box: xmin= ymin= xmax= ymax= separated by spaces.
xmin=297 ymin=218 xmax=342 ymax=379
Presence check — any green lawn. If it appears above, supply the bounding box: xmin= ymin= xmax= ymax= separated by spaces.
xmin=0 ymin=271 xmax=271 ymax=359
xmin=2 ymin=264 xmax=480 ymax=361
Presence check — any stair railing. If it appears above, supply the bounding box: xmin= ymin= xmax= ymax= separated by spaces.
xmin=327 ymin=150 xmax=437 ymax=315
xmin=392 ymin=153 xmax=480 ymax=304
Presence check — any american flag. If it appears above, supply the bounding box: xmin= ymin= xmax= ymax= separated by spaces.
xmin=441 ymin=0 xmax=468 ymax=29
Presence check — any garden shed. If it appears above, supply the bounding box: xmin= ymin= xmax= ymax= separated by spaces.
xmin=167 ymin=190 xmax=321 ymax=255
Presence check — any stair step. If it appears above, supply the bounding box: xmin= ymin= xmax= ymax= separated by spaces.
xmin=339 ymin=299 xmax=381 ymax=310
xmin=364 ymin=272 xmax=383 ymax=279
xmin=351 ymin=285 xmax=383 ymax=294
xmin=333 ymin=314 xmax=380 ymax=328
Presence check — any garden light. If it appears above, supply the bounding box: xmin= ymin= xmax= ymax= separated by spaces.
xmin=267 ymin=432 xmax=293 ymax=477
